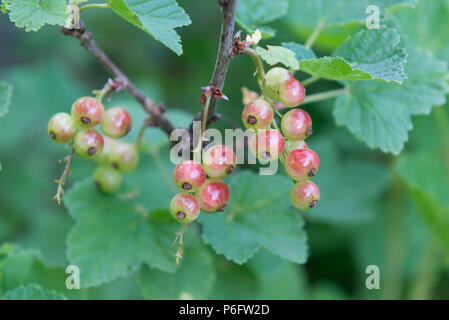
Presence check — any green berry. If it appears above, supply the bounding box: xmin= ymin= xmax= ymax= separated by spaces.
xmin=73 ymin=129 xmax=104 ymax=159
xmin=93 ymin=166 xmax=122 ymax=193
xmin=47 ymin=112 xmax=78 ymax=143
xmin=265 ymin=67 xmax=293 ymax=101
xmin=109 ymin=143 xmax=139 ymax=173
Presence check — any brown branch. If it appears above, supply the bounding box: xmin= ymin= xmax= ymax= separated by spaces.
xmin=61 ymin=23 xmax=175 ymax=136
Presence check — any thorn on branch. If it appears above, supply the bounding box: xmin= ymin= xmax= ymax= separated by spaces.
xmin=200 ymin=85 xmax=228 ymax=105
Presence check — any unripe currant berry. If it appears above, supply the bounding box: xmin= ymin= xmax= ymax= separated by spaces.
xmin=47 ymin=112 xmax=77 ymax=143
xmin=109 ymin=143 xmax=139 ymax=173
xmin=202 ymin=144 xmax=236 ymax=179
xmin=285 ymin=140 xmax=308 ymax=153
xmin=197 ymin=180 xmax=230 ymax=213
xmin=173 ymin=160 xmax=206 ymax=192
xmin=290 ymin=180 xmax=320 ymax=210
xmin=73 ymin=129 xmax=104 ymax=159
xmin=170 ymin=193 xmax=200 ymax=224
xmin=241 ymin=98 xmax=274 ymax=130
xmin=93 ymin=166 xmax=122 ymax=193
xmin=265 ymin=67 xmax=294 ymax=101
xmin=281 ymin=108 xmax=312 ymax=140
xmin=279 ymin=79 xmax=305 ymax=108
xmin=101 ymin=107 xmax=132 ymax=138
xmin=284 ymin=148 xmax=320 ymax=181
xmin=249 ymin=129 xmax=285 ymax=162
xmin=71 ymin=97 xmax=104 ymax=127
xmin=94 ymin=136 xmax=119 ymax=166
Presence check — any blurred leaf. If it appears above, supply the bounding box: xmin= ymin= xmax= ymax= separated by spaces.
xmin=64 ymin=179 xmax=179 ymax=287
xmin=138 ymin=241 xmax=216 ymax=299
xmin=105 ymin=0 xmax=191 ymax=55
xmin=1 ymin=284 xmax=67 ymax=300
xmin=256 ymin=45 xmax=299 ymax=70
xmin=306 ymin=137 xmax=390 ymax=224
xmin=2 ymin=0 xmax=69 ymax=32
xmin=0 ymin=81 xmax=12 ymax=117
xmin=334 ymin=47 xmax=448 ymax=154
xmin=281 ymin=42 xmax=317 ymax=61
xmin=199 ymin=171 xmax=308 ymax=265
xmin=236 ymin=0 xmax=288 ymax=38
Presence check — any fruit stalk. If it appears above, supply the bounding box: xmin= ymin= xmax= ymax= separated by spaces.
xmin=54 ymin=148 xmax=74 ymax=205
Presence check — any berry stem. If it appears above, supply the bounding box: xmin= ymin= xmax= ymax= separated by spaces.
xmin=194 ymin=95 xmax=212 ymax=163
xmin=135 ymin=123 xmax=147 ymax=147
xmin=79 ymin=3 xmax=109 ymax=13
xmin=305 ymin=20 xmax=325 ymax=49
xmin=54 ymin=148 xmax=74 ymax=205
xmin=303 ymin=87 xmax=349 ymax=104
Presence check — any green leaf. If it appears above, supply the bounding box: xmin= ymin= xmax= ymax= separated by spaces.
xmin=105 ymin=0 xmax=191 ymax=55
xmin=138 ymin=241 xmax=216 ymax=299
xmin=334 ymin=47 xmax=448 ymax=154
xmin=256 ymin=45 xmax=299 ymax=70
xmin=300 ymin=28 xmax=407 ymax=83
xmin=64 ymin=179 xmax=179 ymax=288
xmin=0 ymin=81 xmax=12 ymax=118
xmin=281 ymin=42 xmax=317 ymax=62
xmin=2 ymin=0 xmax=70 ymax=32
xmin=1 ymin=284 xmax=67 ymax=300
xmin=236 ymin=0 xmax=288 ymax=38
xmin=199 ymin=171 xmax=308 ymax=265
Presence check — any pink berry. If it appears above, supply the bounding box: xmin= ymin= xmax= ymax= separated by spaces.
xmin=202 ymin=144 xmax=236 ymax=179
xmin=279 ymin=79 xmax=305 ymax=108
xmin=249 ymin=129 xmax=285 ymax=162
xmin=284 ymin=148 xmax=320 ymax=181
xmin=173 ymin=160 xmax=206 ymax=192
xmin=197 ymin=180 xmax=230 ymax=213
xmin=71 ymin=97 xmax=105 ymax=127
xmin=265 ymin=67 xmax=294 ymax=101
xmin=47 ymin=112 xmax=77 ymax=143
xmin=281 ymin=109 xmax=312 ymax=140
xmin=73 ymin=129 xmax=104 ymax=159
xmin=241 ymin=98 xmax=274 ymax=130
xmin=285 ymin=140 xmax=309 ymax=153
xmin=290 ymin=180 xmax=320 ymax=210
xmin=101 ymin=107 xmax=132 ymax=138
xmin=170 ymin=193 xmax=200 ymax=223
xmin=241 ymin=87 xmax=260 ymax=105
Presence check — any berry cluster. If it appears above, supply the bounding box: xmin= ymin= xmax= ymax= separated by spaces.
xmin=243 ymin=67 xmax=321 ymax=210
xmin=169 ymin=144 xmax=236 ymax=224
xmin=47 ymin=96 xmax=138 ymax=193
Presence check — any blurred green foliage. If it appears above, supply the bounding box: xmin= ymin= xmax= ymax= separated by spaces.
xmin=1 ymin=0 xmax=449 ymax=300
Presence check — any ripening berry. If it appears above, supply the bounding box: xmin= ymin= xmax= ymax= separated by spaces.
xmin=101 ymin=107 xmax=132 ymax=138
xmin=265 ymin=67 xmax=294 ymax=101
xmin=279 ymin=79 xmax=305 ymax=108
xmin=281 ymin=109 xmax=312 ymax=140
xmin=290 ymin=180 xmax=320 ymax=210
xmin=241 ymin=87 xmax=260 ymax=105
xmin=71 ymin=96 xmax=104 ymax=127
xmin=93 ymin=166 xmax=122 ymax=193
xmin=94 ymin=136 xmax=119 ymax=166
xmin=284 ymin=148 xmax=320 ymax=181
xmin=109 ymin=143 xmax=139 ymax=173
xmin=285 ymin=140 xmax=308 ymax=153
xmin=170 ymin=193 xmax=200 ymax=224
xmin=47 ymin=112 xmax=77 ymax=143
xmin=249 ymin=129 xmax=285 ymax=162
xmin=241 ymin=98 xmax=274 ymax=130
xmin=173 ymin=160 xmax=206 ymax=192
xmin=73 ymin=129 xmax=104 ymax=159
xmin=197 ymin=180 xmax=230 ymax=213
xmin=202 ymin=144 xmax=236 ymax=179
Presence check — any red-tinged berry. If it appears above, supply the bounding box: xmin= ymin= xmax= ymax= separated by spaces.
xmin=173 ymin=160 xmax=206 ymax=192
xmin=290 ymin=180 xmax=320 ymax=210
xmin=242 ymin=87 xmax=259 ymax=105
xmin=284 ymin=148 xmax=320 ymax=181
xmin=73 ymin=129 xmax=104 ymax=159
xmin=93 ymin=166 xmax=122 ymax=193
xmin=202 ymin=144 xmax=236 ymax=179
xmin=197 ymin=180 xmax=230 ymax=213
xmin=101 ymin=107 xmax=132 ymax=138
xmin=281 ymin=108 xmax=312 ymax=140
xmin=241 ymin=98 xmax=274 ymax=130
xmin=71 ymin=96 xmax=104 ymax=127
xmin=279 ymin=79 xmax=305 ymax=108
xmin=265 ymin=67 xmax=294 ymax=100
xmin=170 ymin=193 xmax=200 ymax=223
xmin=249 ymin=129 xmax=285 ymax=162
xmin=285 ymin=140 xmax=309 ymax=153
xmin=109 ymin=143 xmax=139 ymax=173
xmin=47 ymin=112 xmax=77 ymax=143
